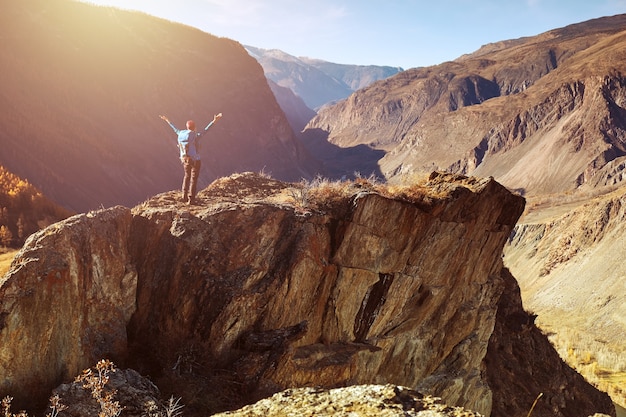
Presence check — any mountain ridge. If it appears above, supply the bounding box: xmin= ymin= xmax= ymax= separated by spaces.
xmin=303 ymin=13 xmax=626 ymax=194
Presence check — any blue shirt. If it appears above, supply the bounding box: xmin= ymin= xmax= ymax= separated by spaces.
xmin=166 ymin=120 xmax=216 ymax=161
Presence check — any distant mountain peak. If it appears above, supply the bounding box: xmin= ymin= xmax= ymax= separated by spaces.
xmin=245 ymin=45 xmax=403 ymax=110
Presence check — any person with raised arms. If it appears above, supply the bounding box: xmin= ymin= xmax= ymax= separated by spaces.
xmin=159 ymin=113 xmax=222 ymax=205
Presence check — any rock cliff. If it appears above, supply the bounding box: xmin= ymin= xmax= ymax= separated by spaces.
xmin=0 ymin=173 xmax=614 ymax=416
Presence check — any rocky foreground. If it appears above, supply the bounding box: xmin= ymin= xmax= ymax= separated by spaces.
xmin=0 ymin=172 xmax=615 ymax=417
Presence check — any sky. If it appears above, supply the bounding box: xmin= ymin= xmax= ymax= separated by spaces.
xmin=80 ymin=0 xmax=626 ymax=69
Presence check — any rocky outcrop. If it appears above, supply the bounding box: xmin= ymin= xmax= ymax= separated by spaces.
xmin=49 ymin=363 xmax=482 ymax=417
xmin=52 ymin=361 xmax=163 ymax=417
xmin=125 ymin=172 xmax=526 ymax=416
xmin=211 ymin=384 xmax=483 ymax=417
xmin=0 ymin=207 xmax=137 ymax=408
xmin=0 ymin=173 xmax=614 ymax=416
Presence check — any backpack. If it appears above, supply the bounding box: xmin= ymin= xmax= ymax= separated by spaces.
xmin=178 ymin=131 xmax=193 ymax=163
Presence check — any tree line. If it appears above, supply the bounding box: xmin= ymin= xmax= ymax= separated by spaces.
xmin=0 ymin=166 xmax=71 ymax=248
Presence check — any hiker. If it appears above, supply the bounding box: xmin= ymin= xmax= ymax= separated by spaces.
xmin=159 ymin=113 xmax=222 ymax=204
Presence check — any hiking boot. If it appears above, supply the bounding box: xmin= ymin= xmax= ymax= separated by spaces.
xmin=182 ymin=192 xmax=188 ymax=203
xmin=187 ymin=197 xmax=196 ymax=205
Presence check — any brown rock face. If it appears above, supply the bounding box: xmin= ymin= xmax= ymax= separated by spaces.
xmin=125 ymin=173 xmax=522 ymax=415
xmin=0 ymin=173 xmax=613 ymax=416
xmin=0 ymin=207 xmax=137 ymax=408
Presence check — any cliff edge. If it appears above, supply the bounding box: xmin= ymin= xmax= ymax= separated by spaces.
xmin=0 ymin=172 xmax=614 ymax=416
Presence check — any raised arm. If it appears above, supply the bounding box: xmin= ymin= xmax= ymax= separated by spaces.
xmin=203 ymin=112 xmax=223 ymax=131
xmin=159 ymin=115 xmax=180 ymax=133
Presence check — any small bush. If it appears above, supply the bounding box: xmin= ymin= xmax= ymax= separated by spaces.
xmin=75 ymin=359 xmax=122 ymax=417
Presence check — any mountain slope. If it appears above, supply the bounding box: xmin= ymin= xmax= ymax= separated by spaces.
xmin=0 ymin=0 xmax=319 ymax=212
xmin=303 ymin=14 xmax=626 ymax=196
xmin=266 ymin=79 xmax=317 ymax=134
xmin=504 ymin=185 xmax=626 ymax=406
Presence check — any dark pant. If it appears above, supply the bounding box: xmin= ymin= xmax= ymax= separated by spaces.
xmin=182 ymin=158 xmax=201 ymax=201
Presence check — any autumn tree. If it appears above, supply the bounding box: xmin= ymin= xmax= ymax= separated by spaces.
xmin=0 ymin=165 xmax=71 ymax=248
xmin=0 ymin=226 xmax=13 ymax=248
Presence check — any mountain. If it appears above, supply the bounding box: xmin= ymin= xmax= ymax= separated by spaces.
xmin=245 ymin=46 xmax=403 ymax=110
xmin=301 ymin=57 xmax=406 ymax=92
xmin=301 ymin=13 xmax=626 ymax=407
xmin=0 ymin=0 xmax=320 ymax=213
xmin=0 ymin=173 xmax=614 ymax=417
xmin=304 ymin=14 xmax=626 ymax=194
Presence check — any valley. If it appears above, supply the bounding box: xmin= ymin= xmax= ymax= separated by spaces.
xmin=0 ymin=0 xmax=625 ymax=415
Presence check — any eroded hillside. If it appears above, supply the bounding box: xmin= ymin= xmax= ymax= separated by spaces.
xmin=303 ymin=14 xmax=626 ymax=197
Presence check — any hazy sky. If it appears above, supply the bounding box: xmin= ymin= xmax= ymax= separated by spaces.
xmin=80 ymin=0 xmax=626 ymax=69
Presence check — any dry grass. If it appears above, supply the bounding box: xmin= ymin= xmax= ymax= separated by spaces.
xmin=546 ymin=326 xmax=626 ymax=408
xmin=285 ymin=171 xmax=457 ymax=216
xmin=0 ymin=249 xmax=18 ymax=277
xmin=75 ymin=359 xmax=123 ymax=417
xmin=171 ymin=171 xmax=469 ymax=217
